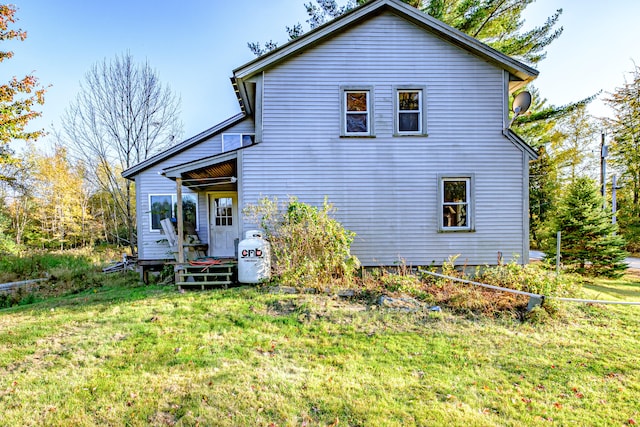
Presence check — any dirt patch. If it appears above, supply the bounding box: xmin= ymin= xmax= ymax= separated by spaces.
xmin=266 ymin=299 xmax=300 ymax=316
xmin=263 ymin=295 xmax=368 ymax=319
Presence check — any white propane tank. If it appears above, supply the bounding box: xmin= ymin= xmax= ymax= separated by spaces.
xmin=238 ymin=230 xmax=271 ymax=284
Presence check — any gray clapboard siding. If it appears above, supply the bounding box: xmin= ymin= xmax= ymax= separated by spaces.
xmin=240 ymin=12 xmax=526 ymax=266
xmin=136 ymin=117 xmax=254 ymax=260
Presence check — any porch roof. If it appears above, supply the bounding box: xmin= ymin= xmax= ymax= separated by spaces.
xmin=161 ymin=150 xmax=238 ymax=191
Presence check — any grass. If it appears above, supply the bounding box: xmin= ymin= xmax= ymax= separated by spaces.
xmin=1 ymin=270 xmax=639 ymax=425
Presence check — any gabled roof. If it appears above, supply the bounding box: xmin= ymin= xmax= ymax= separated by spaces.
xmin=124 ymin=0 xmax=539 ymax=180
xmin=232 ymin=0 xmax=538 ymax=111
xmin=122 ymin=113 xmax=246 ymax=179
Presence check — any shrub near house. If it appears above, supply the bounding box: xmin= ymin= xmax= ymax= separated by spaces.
xmin=244 ymin=196 xmax=359 ymax=290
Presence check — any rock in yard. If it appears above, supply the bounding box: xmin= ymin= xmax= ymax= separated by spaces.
xmin=268 ymin=286 xmax=298 ymax=294
xmin=337 ymin=289 xmax=355 ymax=298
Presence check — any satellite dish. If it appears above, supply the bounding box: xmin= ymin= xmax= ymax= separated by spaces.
xmin=509 ymin=91 xmax=532 ymax=127
xmin=512 ymin=91 xmax=532 ymax=114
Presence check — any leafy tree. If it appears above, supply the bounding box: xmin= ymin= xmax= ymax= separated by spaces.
xmin=249 ymin=0 xmax=563 ymax=65
xmin=62 ymin=53 xmax=182 ymax=254
xmin=604 ymin=64 xmax=640 ymax=250
xmin=551 ymin=104 xmax=599 ymax=183
xmin=0 ymin=144 xmax=99 ymax=250
xmin=528 ymin=144 xmax=559 ymax=247
xmin=0 ymin=4 xmax=46 ymax=182
xmin=424 ymin=0 xmax=562 ymax=64
xmin=0 ymin=207 xmax=17 ymax=253
xmin=512 ymin=89 xmax=597 ymax=248
xmin=25 ymin=144 xmax=92 ymax=249
xmin=0 ymin=147 xmax=37 ymax=248
xmin=546 ymin=177 xmax=627 ymax=277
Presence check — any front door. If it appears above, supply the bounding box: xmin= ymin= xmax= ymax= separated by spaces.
xmin=209 ymin=193 xmax=238 ymax=258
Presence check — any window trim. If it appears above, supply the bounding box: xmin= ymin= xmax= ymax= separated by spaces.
xmin=149 ymin=193 xmax=199 ymax=233
xmin=340 ymin=85 xmax=375 ymax=137
xmin=393 ymin=85 xmax=428 ymax=136
xmin=437 ymin=174 xmax=475 ymax=232
xmin=149 ymin=194 xmax=173 ymax=233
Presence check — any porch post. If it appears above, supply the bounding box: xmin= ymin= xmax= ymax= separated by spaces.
xmin=176 ymin=177 xmax=185 ymax=264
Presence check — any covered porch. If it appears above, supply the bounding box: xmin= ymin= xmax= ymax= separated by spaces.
xmin=159 ymin=150 xmax=243 ymax=289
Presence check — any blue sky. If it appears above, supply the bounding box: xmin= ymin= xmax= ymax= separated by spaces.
xmin=4 ymin=0 xmax=640 ymax=149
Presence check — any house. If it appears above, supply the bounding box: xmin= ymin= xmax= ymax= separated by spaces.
xmin=122 ymin=0 xmax=538 ymax=274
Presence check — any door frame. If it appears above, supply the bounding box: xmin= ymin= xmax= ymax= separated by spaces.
xmin=206 ymin=191 xmax=240 ymax=258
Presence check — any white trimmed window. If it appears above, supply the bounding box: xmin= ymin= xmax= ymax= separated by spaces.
xmin=439 ymin=176 xmax=474 ymax=231
xmin=222 ymin=133 xmax=255 ymax=152
xmin=394 ymin=86 xmax=427 ymax=136
xmin=341 ymin=86 xmax=374 ymax=136
xmin=149 ymin=193 xmax=198 ymax=232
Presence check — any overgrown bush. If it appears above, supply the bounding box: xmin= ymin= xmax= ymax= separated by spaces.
xmin=244 ymin=196 xmax=360 ymax=290
xmin=359 ymin=255 xmax=581 ymax=320
xmin=426 ymin=258 xmax=581 ymax=318
xmin=0 ymin=247 xmax=134 ymax=308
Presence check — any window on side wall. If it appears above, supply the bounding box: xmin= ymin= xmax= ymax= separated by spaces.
xmin=439 ymin=176 xmax=474 ymax=231
xmin=395 ymin=86 xmax=427 ymax=136
xmin=341 ymin=86 xmax=374 ymax=136
xmin=149 ymin=193 xmax=199 ymax=233
xmin=222 ymin=133 xmax=255 ymax=152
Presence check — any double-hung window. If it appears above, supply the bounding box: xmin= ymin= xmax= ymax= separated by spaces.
xmin=149 ymin=193 xmax=199 ymax=233
xmin=394 ymin=86 xmax=427 ymax=136
xmin=341 ymin=86 xmax=374 ymax=136
xmin=439 ymin=175 xmax=474 ymax=231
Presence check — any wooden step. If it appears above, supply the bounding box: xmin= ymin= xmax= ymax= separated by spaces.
xmin=182 ymin=265 xmax=235 ymax=270
xmin=176 ymin=281 xmax=231 ymax=287
xmin=178 ymin=272 xmax=233 ymax=278
xmin=174 ymin=260 xmax=236 ymax=291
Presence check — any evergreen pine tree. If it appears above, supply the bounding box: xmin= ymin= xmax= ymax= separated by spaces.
xmin=547 ymin=177 xmax=627 ymax=277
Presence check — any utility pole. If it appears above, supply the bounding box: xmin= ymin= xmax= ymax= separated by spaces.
xmin=612 ymin=174 xmax=623 ymax=226
xmin=612 ymin=175 xmax=617 ymax=225
xmin=600 ymin=133 xmax=607 ymax=209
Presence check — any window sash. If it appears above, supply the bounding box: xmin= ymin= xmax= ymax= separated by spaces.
xmin=397 ymin=90 xmax=422 ymax=134
xmin=344 ymin=90 xmax=370 ymax=135
xmin=441 ymin=178 xmax=471 ymax=230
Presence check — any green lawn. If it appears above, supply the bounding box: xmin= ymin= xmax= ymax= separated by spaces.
xmin=1 ymin=274 xmax=639 ymax=426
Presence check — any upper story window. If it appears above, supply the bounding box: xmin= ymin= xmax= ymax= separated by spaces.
xmin=341 ymin=86 xmax=374 ymax=137
xmin=438 ymin=175 xmax=474 ymax=232
xmin=222 ymin=133 xmax=255 ymax=152
xmin=394 ymin=86 xmax=427 ymax=136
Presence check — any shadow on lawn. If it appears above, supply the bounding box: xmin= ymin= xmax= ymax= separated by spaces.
xmin=582 ymin=271 xmax=640 ymax=301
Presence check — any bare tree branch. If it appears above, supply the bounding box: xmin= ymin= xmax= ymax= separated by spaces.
xmin=62 ymin=53 xmax=182 ymax=254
